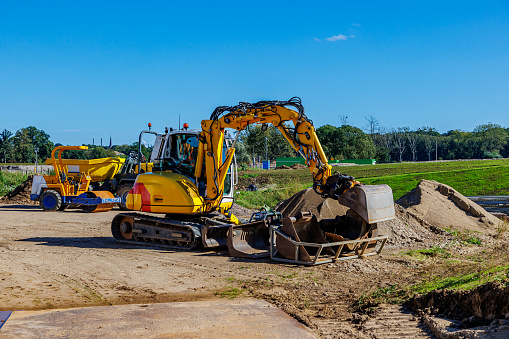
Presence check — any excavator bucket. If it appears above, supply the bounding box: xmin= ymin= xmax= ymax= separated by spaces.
xmin=227 ymin=221 xmax=270 ymax=258
xmin=336 ymin=184 xmax=395 ymax=224
xmin=202 ymin=224 xmax=229 ymax=248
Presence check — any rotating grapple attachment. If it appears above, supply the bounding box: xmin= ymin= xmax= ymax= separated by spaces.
xmin=271 ymin=184 xmax=395 ymax=265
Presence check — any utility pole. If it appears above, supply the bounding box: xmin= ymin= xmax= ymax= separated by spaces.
xmin=34 ymin=147 xmax=39 ymax=174
xmin=252 ymin=144 xmax=255 ymax=168
xmin=265 ymin=137 xmax=268 ymax=161
xmin=435 ymin=138 xmax=438 ymax=161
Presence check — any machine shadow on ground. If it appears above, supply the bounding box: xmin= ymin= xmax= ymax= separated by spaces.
xmin=17 ymin=236 xmax=184 ymax=250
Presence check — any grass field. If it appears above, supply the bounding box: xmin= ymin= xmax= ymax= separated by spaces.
xmin=236 ymin=159 xmax=509 ymax=209
xmin=2 ymin=159 xmax=509 ymax=206
xmin=0 ymin=171 xmax=29 ymax=196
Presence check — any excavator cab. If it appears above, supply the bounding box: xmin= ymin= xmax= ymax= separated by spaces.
xmin=160 ymin=133 xmax=199 ymax=180
xmin=125 ymin=128 xmax=236 ymax=214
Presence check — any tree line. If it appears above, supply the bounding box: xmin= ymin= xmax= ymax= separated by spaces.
xmin=0 ymin=126 xmax=151 ymax=164
xmin=236 ymin=120 xmax=509 ymax=164
xmin=2 ymin=121 xmax=509 ymax=165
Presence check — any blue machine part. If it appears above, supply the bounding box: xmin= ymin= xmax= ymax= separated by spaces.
xmin=42 ymin=193 xmax=58 ymax=209
xmin=71 ymin=194 xmax=121 ymax=205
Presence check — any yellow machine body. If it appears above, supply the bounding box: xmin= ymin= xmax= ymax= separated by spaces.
xmin=126 ymin=171 xmax=233 ymax=214
xmin=42 ymin=146 xmax=92 ymax=197
xmin=44 ymin=157 xmax=125 ymax=182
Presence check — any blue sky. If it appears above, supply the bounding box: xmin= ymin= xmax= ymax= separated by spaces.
xmin=1 ymin=1 xmax=508 ymax=145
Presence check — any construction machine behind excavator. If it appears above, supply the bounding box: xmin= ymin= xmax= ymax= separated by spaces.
xmin=31 ymin=146 xmax=122 ymax=212
xmin=111 ymin=97 xmax=395 ymax=264
xmin=31 ymin=144 xmax=152 ymax=212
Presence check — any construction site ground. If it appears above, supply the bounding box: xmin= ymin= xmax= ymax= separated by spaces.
xmin=1 ymin=179 xmax=509 ymax=338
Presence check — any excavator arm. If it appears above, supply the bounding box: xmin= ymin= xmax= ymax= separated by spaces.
xmin=196 ymin=97 xmax=359 ymax=212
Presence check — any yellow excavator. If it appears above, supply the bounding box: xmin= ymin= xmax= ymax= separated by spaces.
xmin=111 ymin=98 xmax=395 ymax=264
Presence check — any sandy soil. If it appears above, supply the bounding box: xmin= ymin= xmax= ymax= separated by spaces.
xmin=1 ymin=179 xmax=508 ymax=338
xmin=0 ymin=203 xmax=439 ymax=337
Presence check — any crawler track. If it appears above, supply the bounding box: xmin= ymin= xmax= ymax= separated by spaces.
xmin=111 ymin=212 xmax=203 ymax=250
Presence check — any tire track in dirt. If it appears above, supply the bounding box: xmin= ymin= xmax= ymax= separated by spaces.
xmin=359 ymin=304 xmax=433 ymax=338
xmin=22 ymin=263 xmax=110 ymax=306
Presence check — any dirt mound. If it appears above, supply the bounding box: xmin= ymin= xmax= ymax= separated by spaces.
xmin=0 ymin=175 xmax=37 ymax=205
xmin=409 ymin=281 xmax=509 ymax=325
xmin=275 ymin=165 xmax=290 ymax=170
xmin=276 ymin=187 xmax=349 ymax=220
xmin=229 ymin=203 xmax=255 ymax=219
xmin=290 ymin=163 xmax=307 ymax=169
xmin=396 ymin=180 xmax=500 ymax=235
xmin=378 ymin=204 xmax=449 ymax=248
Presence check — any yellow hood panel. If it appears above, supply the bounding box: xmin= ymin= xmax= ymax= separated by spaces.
xmin=126 ymin=172 xmax=204 ymax=214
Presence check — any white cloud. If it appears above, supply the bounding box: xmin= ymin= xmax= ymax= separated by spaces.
xmin=325 ymin=34 xmax=355 ymax=41
xmin=352 ymin=23 xmax=361 ymax=27
xmin=314 ymin=37 xmax=321 ymax=42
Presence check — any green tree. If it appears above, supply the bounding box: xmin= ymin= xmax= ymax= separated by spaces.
xmin=11 ymin=126 xmax=54 ymax=163
xmin=86 ymin=146 xmax=116 ymax=159
xmin=0 ymin=129 xmax=13 ymax=163
xmin=112 ymin=143 xmax=151 ymax=160
xmin=473 ymin=123 xmax=508 ymax=158
xmin=316 ymin=124 xmax=376 ymax=160
xmin=233 ymin=139 xmax=251 ymax=165
xmin=240 ymin=125 xmax=295 ymax=161
xmin=316 ymin=124 xmax=338 ymax=159
xmin=337 ymin=125 xmax=376 ymax=159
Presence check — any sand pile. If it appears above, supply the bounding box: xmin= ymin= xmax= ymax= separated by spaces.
xmin=229 ymin=203 xmax=255 ymax=219
xmin=276 ymin=187 xmax=349 ymax=220
xmin=378 ymin=204 xmax=448 ymax=248
xmin=396 ymin=180 xmax=500 ymax=235
xmin=0 ymin=175 xmax=37 ymax=205
xmin=275 ymin=165 xmax=290 ymax=170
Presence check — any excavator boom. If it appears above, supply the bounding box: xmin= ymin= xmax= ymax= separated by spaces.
xmin=196 ymin=97 xmax=392 ymax=221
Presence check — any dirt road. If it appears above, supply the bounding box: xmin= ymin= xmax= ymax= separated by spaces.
xmin=0 ymin=204 xmax=441 ymax=337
